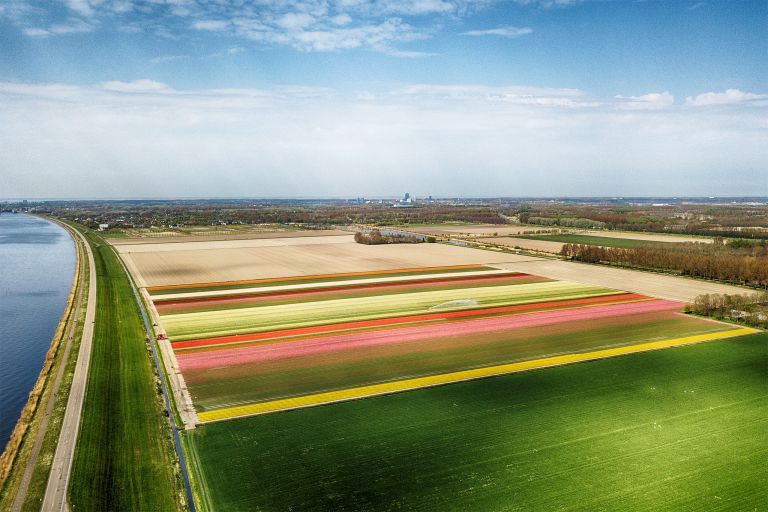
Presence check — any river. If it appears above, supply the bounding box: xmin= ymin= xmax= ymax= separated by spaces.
xmin=0 ymin=214 xmax=75 ymax=451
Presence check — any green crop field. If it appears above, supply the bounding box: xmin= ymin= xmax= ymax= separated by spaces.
xmin=520 ymin=233 xmax=653 ymax=248
xmin=68 ymin=226 xmax=181 ymax=511
xmin=185 ymin=332 xmax=767 ymax=511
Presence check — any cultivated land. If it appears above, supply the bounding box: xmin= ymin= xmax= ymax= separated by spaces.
xmin=185 ymin=332 xmax=768 ymax=511
xmin=109 ymin=229 xmax=348 ymax=245
xmin=479 ymin=236 xmax=567 ymax=254
xmin=116 ymin=236 xmax=523 ymax=287
xmin=155 ymin=266 xmax=749 ymax=422
xmin=581 ymin=231 xmax=713 ymax=244
xmin=392 ymin=224 xmax=550 ymax=237
xmin=66 ymin=227 xmax=182 ymax=511
xmin=109 ymin=230 xmax=761 ymax=510
xmin=519 ymin=233 xmax=653 ymax=248
xmin=494 ymin=259 xmax=749 ymax=302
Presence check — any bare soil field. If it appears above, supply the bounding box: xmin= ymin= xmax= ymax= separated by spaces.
xmin=493 ymin=259 xmax=748 ymax=302
xmin=478 ymin=237 xmax=565 ymax=253
xmin=114 ymin=234 xmax=354 ymax=254
xmin=392 ymin=225 xmax=552 ymax=237
xmin=109 ymin=229 xmax=347 ymax=245
xmin=122 ymin=240 xmax=528 ymax=287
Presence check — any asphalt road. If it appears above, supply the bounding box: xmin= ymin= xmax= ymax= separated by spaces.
xmin=10 ymin=224 xmax=87 ymax=512
xmin=40 ymin=226 xmax=96 ymax=512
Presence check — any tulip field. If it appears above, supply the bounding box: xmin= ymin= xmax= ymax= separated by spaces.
xmin=148 ymin=265 xmax=752 ymax=423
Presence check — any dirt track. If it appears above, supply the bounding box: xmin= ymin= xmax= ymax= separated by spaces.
xmin=478 ymin=237 xmax=565 ymax=253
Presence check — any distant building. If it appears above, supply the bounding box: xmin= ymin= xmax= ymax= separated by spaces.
xmin=393 ymin=192 xmax=415 ymax=208
xmin=98 ymin=223 xmax=109 ymax=231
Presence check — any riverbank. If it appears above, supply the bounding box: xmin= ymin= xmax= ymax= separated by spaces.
xmin=0 ymin=218 xmax=84 ymax=509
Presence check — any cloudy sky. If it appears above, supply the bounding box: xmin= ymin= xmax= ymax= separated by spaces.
xmin=1 ymin=0 xmax=766 ymax=198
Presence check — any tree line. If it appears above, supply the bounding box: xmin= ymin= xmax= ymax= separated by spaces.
xmin=354 ymin=229 xmax=435 ymax=245
xmin=560 ymin=242 xmax=768 ymax=288
xmin=685 ymin=292 xmax=768 ymax=329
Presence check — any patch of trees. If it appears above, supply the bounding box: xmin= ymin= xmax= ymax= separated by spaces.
xmin=354 ymin=229 xmax=430 ymax=245
xmin=560 ymin=242 xmax=768 ymax=288
xmin=685 ymin=292 xmax=768 ymax=328
xmin=525 ymin=216 xmax=607 ymax=229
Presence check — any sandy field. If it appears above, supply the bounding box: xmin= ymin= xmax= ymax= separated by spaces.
xmin=123 ymin=239 xmax=529 ymax=287
xmin=115 ymin=234 xmax=354 ymax=254
xmin=391 ymin=225 xmax=552 ymax=237
xmin=493 ymin=259 xmax=748 ymax=302
xmin=109 ymin=229 xmax=347 ymax=245
xmin=478 ymin=237 xmax=565 ymax=253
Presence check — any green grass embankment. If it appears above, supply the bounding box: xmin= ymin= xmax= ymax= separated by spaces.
xmin=68 ymin=226 xmax=182 ymax=511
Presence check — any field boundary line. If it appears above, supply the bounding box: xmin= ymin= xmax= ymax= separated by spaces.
xmin=197 ymin=327 xmax=758 ymax=423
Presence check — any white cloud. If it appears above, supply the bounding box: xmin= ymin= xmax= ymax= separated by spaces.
xmin=193 ymin=20 xmax=230 ymax=31
xmin=65 ymin=0 xmax=93 ymax=17
xmin=330 ymin=14 xmax=352 ymax=25
xmin=390 ymin=84 xmax=594 ymax=107
xmin=275 ymin=12 xmax=316 ymax=30
xmin=685 ymin=89 xmax=768 ymax=107
xmin=615 ymin=92 xmax=675 ymax=110
xmin=7 ymin=0 xmax=470 ymax=55
xmin=1 ymin=81 xmax=765 ymax=198
xmin=22 ymin=19 xmax=94 ymax=37
xmin=462 ymin=26 xmax=533 ymax=38
xmin=100 ymin=79 xmax=171 ymax=93
xmin=513 ymin=0 xmax=580 ymax=7
xmin=150 ymin=55 xmax=188 ymax=64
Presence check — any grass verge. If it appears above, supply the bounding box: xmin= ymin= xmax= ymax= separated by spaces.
xmin=68 ymin=225 xmax=183 ymax=511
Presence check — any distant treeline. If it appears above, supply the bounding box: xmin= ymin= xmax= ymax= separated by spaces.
xmin=57 ymin=204 xmax=507 ymax=230
xmin=521 ymin=215 xmax=607 ymax=229
xmin=560 ymin=242 xmax=768 ymax=288
xmin=354 ymin=230 xmax=434 ymax=245
xmin=685 ymin=292 xmax=768 ymax=329
xmin=510 ymin=203 xmax=768 ymax=240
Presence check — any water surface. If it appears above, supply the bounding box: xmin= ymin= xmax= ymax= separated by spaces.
xmin=0 ymin=214 xmax=75 ymax=450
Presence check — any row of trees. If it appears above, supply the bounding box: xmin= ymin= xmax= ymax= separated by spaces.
xmin=560 ymin=243 xmax=768 ymax=288
xmin=521 ymin=215 xmax=607 ymax=229
xmin=354 ymin=230 xmax=434 ymax=245
xmin=686 ymin=292 xmax=768 ymax=328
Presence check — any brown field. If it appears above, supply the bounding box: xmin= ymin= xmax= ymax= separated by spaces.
xmin=391 ymin=225 xmax=553 ymax=237
xmin=493 ymin=259 xmax=748 ymax=302
xmin=120 ymin=237 xmax=528 ymax=287
xmin=109 ymin=229 xmax=347 ymax=245
xmin=114 ymin=234 xmax=354 ymax=254
xmin=478 ymin=236 xmax=565 ymax=253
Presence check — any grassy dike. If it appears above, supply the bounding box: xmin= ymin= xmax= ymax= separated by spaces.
xmin=68 ymin=225 xmax=183 ymax=511
xmin=0 ymin=221 xmax=85 ymax=511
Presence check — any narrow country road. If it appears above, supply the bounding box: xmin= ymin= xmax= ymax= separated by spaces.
xmin=40 ymin=226 xmax=97 ymax=512
xmin=10 ymin=223 xmax=87 ymax=512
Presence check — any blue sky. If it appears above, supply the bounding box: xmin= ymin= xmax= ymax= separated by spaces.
xmin=0 ymin=0 xmax=766 ymax=198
